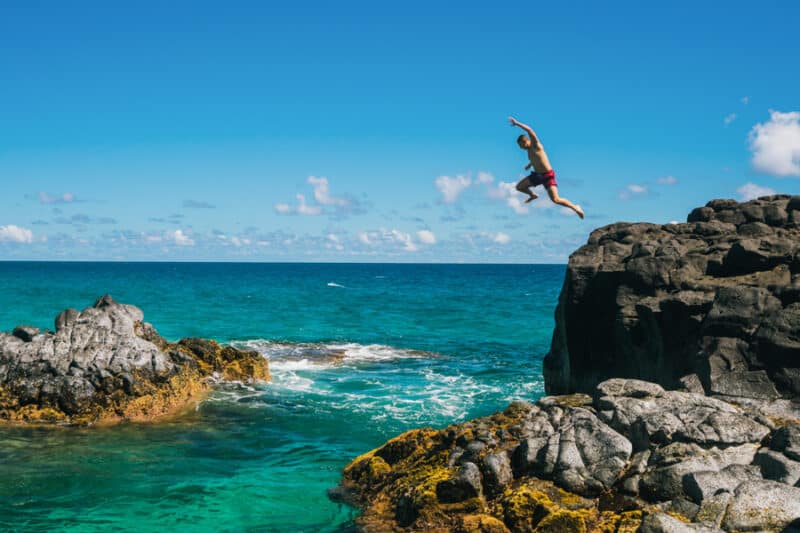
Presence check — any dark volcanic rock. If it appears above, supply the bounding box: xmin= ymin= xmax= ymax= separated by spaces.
xmin=335 ymin=195 xmax=800 ymax=533
xmin=545 ymin=196 xmax=800 ymax=400
xmin=0 ymin=295 xmax=270 ymax=424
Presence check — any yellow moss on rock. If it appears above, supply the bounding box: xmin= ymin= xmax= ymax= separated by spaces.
xmin=338 ymin=404 xmax=646 ymax=533
xmin=1 ymin=337 xmax=270 ymax=427
xmin=536 ymin=509 xmax=588 ymax=533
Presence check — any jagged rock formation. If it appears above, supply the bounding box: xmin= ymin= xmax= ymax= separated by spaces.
xmin=0 ymin=295 xmax=270 ymax=424
xmin=333 ymin=379 xmax=800 ymax=532
xmin=334 ymin=196 xmax=800 ymax=532
xmin=545 ymin=195 xmax=800 ymax=399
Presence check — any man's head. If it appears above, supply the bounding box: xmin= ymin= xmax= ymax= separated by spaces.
xmin=517 ymin=135 xmax=532 ymax=149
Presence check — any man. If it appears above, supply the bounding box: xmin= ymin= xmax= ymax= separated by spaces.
xmin=509 ymin=116 xmax=584 ymax=219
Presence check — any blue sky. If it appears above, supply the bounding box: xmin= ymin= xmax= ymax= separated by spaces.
xmin=1 ymin=0 xmax=798 ymax=262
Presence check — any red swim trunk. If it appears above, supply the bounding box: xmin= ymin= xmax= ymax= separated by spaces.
xmin=527 ymin=169 xmax=557 ymax=188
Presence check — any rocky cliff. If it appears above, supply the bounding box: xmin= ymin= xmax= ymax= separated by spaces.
xmin=333 ymin=196 xmax=800 ymax=533
xmin=546 ymin=195 xmax=799 ymax=399
xmin=0 ymin=295 xmax=270 ymax=424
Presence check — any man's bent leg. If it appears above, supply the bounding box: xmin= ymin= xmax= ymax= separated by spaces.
xmin=545 ymin=185 xmax=584 ymax=219
xmin=516 ymin=176 xmax=538 ymax=201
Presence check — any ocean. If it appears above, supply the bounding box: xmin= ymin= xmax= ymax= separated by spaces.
xmin=0 ymin=262 xmax=563 ymax=532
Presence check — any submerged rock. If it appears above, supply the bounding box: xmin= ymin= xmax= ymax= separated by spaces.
xmin=0 ymin=295 xmax=269 ymax=425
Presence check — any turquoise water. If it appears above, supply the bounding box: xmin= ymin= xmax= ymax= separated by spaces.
xmin=0 ymin=262 xmax=563 ymax=532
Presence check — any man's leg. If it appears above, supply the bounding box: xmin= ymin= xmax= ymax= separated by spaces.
xmin=516 ymin=176 xmax=538 ymax=202
xmin=545 ymin=185 xmax=584 ymax=219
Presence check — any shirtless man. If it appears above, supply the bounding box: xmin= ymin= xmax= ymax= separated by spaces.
xmin=509 ymin=116 xmax=584 ymax=219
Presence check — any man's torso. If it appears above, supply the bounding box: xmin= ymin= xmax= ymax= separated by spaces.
xmin=527 ymin=144 xmax=552 ymax=173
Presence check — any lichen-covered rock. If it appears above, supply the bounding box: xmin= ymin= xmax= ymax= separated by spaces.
xmin=0 ymin=295 xmax=270 ymax=425
xmin=545 ymin=196 xmax=800 ymax=401
xmin=722 ymin=480 xmax=800 ymax=531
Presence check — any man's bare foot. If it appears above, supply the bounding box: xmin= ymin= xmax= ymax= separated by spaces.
xmin=525 ymin=193 xmax=538 ymax=203
xmin=575 ymin=206 xmax=585 ymax=219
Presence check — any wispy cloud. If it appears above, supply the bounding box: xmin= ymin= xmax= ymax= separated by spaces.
xmin=749 ymin=110 xmax=800 ymax=177
xmin=53 ymin=214 xmax=117 ymax=225
xmin=35 ymin=192 xmax=76 ymax=204
xmin=308 ymin=176 xmax=347 ymax=206
xmin=274 ymin=176 xmax=363 ymax=218
xmin=149 ymin=214 xmax=185 ymax=224
xmin=183 ymin=200 xmax=216 ymax=209
xmin=297 ymin=194 xmax=322 ymax=215
xmin=435 ymin=174 xmax=471 ymax=203
xmin=741 ymin=96 xmax=750 ymax=105
xmin=656 ymin=175 xmax=678 ymax=185
xmin=618 ymin=184 xmax=649 ymax=200
xmin=724 ymin=113 xmax=737 ymax=126
xmin=273 ymin=194 xmax=322 ymax=216
xmin=0 ymin=225 xmax=34 ymax=243
xmin=736 ymin=182 xmax=776 ymax=201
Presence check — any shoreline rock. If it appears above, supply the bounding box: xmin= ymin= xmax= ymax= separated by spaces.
xmin=333 ymin=196 xmax=800 ymax=532
xmin=0 ymin=295 xmax=270 ymax=425
xmin=333 ymin=378 xmax=800 ymax=532
xmin=545 ymin=195 xmax=800 ymax=399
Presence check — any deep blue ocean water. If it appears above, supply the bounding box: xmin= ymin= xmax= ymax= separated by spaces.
xmin=0 ymin=262 xmax=564 ymax=532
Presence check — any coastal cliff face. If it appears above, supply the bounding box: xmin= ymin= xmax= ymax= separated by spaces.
xmin=334 ymin=197 xmax=800 ymax=533
xmin=0 ymin=295 xmax=269 ymax=424
xmin=546 ymin=195 xmax=800 ymax=399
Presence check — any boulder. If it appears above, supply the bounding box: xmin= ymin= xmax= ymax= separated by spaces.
xmin=722 ymin=480 xmax=800 ymax=531
xmin=545 ymin=196 xmax=800 ymax=403
xmin=0 ymin=295 xmax=270 ymax=424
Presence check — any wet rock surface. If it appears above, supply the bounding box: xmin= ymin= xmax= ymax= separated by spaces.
xmin=0 ymin=295 xmax=270 ymax=424
xmin=335 ymin=197 xmax=800 ymax=532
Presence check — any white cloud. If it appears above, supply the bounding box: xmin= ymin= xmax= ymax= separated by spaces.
xmin=741 ymin=96 xmax=750 ymax=105
xmin=487 ymin=181 xmax=529 ymax=215
xmin=296 ymin=194 xmax=322 ymax=215
xmin=390 ymin=229 xmax=418 ymax=251
xmin=358 ymin=231 xmax=374 ymax=245
xmin=0 ymin=225 xmax=34 ymax=243
xmin=748 ymin=110 xmax=800 ymax=177
xmin=656 ymin=175 xmax=678 ymax=185
xmin=308 ymin=176 xmax=347 ymax=206
xmin=357 ymin=228 xmax=420 ymax=251
xmin=736 ymin=182 xmax=777 ymax=201
xmin=274 ymin=203 xmax=291 ymax=214
xmin=326 ymin=233 xmax=344 ymax=251
xmin=417 ymin=230 xmax=436 ymax=244
xmin=493 ymin=232 xmax=510 ymax=245
xmin=435 ymin=175 xmax=471 ymax=203
xmin=170 ymin=229 xmax=194 ymax=246
xmin=476 ymin=171 xmax=495 ymax=184
xmin=619 ymin=184 xmax=648 ymax=200
xmin=724 ymin=113 xmax=737 ymax=126
xmin=38 ymin=192 xmax=75 ymax=204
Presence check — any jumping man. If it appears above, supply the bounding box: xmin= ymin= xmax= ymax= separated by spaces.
xmin=509 ymin=116 xmax=584 ymax=219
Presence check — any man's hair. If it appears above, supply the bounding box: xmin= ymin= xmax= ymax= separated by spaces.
xmin=517 ymin=134 xmax=528 ymax=143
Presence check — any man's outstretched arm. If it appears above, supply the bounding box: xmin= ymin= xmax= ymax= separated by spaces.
xmin=508 ymin=116 xmax=540 ymax=144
